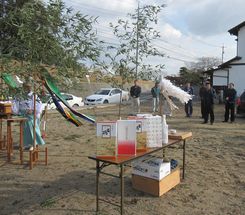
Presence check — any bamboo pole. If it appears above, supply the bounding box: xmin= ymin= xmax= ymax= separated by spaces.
xmin=33 ymin=75 xmax=37 ymax=149
xmin=118 ymin=91 xmax=122 ymax=119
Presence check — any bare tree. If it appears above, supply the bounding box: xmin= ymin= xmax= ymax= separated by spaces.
xmin=187 ymin=57 xmax=222 ymax=72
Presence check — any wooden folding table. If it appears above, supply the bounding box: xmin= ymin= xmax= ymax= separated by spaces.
xmin=88 ymin=132 xmax=192 ymax=215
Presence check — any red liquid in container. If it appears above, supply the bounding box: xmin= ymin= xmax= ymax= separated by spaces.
xmin=117 ymin=141 xmax=136 ymax=155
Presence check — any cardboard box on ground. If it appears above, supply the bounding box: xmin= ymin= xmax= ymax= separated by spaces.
xmin=132 ymin=155 xmax=171 ymax=181
xmin=132 ymin=168 xmax=180 ymax=197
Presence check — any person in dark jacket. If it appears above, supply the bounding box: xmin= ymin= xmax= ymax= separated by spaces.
xmin=223 ymin=83 xmax=237 ymax=123
xmin=199 ymin=82 xmax=206 ymax=118
xmin=130 ymin=79 xmax=141 ymax=113
xmin=184 ymin=82 xmax=194 ymax=117
xmin=203 ymin=82 xmax=215 ymax=124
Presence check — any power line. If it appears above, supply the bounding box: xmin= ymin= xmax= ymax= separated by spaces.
xmin=99 ymin=31 xmax=198 ymax=62
xmin=67 ymin=0 xmax=131 ymax=16
xmin=95 ymin=22 xmax=212 ymax=59
xmin=65 ymin=1 xmax=224 ymax=64
xmin=69 ymin=0 xmax=223 ymax=61
xmin=190 ymin=36 xmax=222 ymax=48
xmin=166 ymin=56 xmax=191 ymax=63
xmin=153 ymin=43 xmax=197 ymax=60
xmin=96 ymin=24 xmax=198 ymax=60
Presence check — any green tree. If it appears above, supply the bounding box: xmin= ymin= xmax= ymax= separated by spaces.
xmin=0 ymin=0 xmax=31 ymax=58
xmin=180 ymin=57 xmax=222 ymax=86
xmin=0 ymin=0 xmax=100 ymax=83
xmin=179 ymin=66 xmax=201 ymax=85
xmin=102 ymin=4 xmax=165 ymax=84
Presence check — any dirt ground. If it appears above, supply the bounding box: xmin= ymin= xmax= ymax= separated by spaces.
xmin=0 ymin=101 xmax=245 ymax=215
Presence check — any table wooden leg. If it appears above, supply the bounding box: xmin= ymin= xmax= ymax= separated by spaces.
xmin=120 ymin=164 xmax=124 ymax=215
xmin=10 ymin=136 xmax=13 ymax=155
xmin=29 ymin=150 xmax=33 ymax=170
xmin=182 ymin=140 xmax=186 ymax=179
xmin=20 ymin=121 xmax=24 ymax=164
xmin=3 ymin=135 xmax=6 ymax=149
xmin=96 ymin=160 xmax=100 ymax=213
xmin=7 ymin=121 xmax=11 ymax=162
xmin=36 ymin=145 xmax=39 ymax=160
xmin=0 ymin=120 xmax=2 ymax=150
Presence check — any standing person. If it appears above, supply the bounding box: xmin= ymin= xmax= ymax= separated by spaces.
xmin=223 ymin=83 xmax=237 ymax=123
xmin=199 ymin=82 xmax=206 ymax=118
xmin=12 ymin=82 xmax=45 ymax=150
xmin=203 ymin=82 xmax=215 ymax=125
xmin=130 ymin=79 xmax=141 ymax=114
xmin=151 ymin=82 xmax=160 ymax=112
xmin=184 ymin=82 xmax=194 ymax=117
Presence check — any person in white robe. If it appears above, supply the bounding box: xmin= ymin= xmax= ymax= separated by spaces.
xmin=12 ymin=82 xmax=45 ymax=150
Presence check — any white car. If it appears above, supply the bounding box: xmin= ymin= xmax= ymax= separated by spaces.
xmin=84 ymin=88 xmax=129 ymax=105
xmin=42 ymin=93 xmax=84 ymax=110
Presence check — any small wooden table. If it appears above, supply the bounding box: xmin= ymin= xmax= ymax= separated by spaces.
xmin=0 ymin=117 xmax=27 ymax=163
xmin=88 ymin=132 xmax=192 ymax=215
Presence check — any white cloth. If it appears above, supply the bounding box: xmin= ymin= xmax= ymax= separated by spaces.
xmin=12 ymin=92 xmax=43 ymax=119
xmin=159 ymin=76 xmax=192 ymax=104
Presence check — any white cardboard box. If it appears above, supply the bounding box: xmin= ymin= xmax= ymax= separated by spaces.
xmin=132 ymin=156 xmax=170 ymax=181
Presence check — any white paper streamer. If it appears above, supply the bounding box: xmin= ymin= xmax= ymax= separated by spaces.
xmin=16 ymin=75 xmax=23 ymax=84
xmin=159 ymin=75 xmax=192 ymax=104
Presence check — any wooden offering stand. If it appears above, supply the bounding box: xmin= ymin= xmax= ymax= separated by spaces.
xmin=29 ymin=145 xmax=48 ymax=170
xmin=0 ymin=103 xmax=12 ymax=151
xmin=0 ymin=103 xmax=12 ymax=118
xmin=0 ymin=103 xmax=48 ymax=169
xmin=29 ymin=80 xmax=48 ymax=170
xmin=0 ymin=103 xmax=12 ymax=116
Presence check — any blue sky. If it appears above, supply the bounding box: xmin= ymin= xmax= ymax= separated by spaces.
xmin=62 ymin=0 xmax=245 ymax=75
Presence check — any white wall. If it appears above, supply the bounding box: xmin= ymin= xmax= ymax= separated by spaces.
xmin=229 ymin=66 xmax=245 ymax=96
xmin=238 ymin=26 xmax=245 ymax=61
xmin=213 ymin=69 xmax=228 ymax=86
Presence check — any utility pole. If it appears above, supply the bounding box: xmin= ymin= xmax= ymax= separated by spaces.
xmin=135 ymin=1 xmax=140 ymax=79
xmin=221 ymin=44 xmax=225 ymax=63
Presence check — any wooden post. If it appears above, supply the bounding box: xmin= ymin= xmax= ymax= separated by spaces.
xmin=3 ymin=135 xmax=6 ymax=149
xmin=20 ymin=121 xmax=24 ymax=164
xmin=159 ymin=93 xmax=165 ymax=158
xmin=159 ymin=93 xmax=163 ymax=116
xmin=7 ymin=121 xmax=11 ymax=162
xmin=42 ymin=106 xmax=48 ymax=138
xmin=36 ymin=145 xmax=39 ymax=160
xmin=29 ymin=150 xmax=33 ymax=170
xmin=33 ymin=79 xmax=37 ymax=149
xmin=0 ymin=120 xmax=2 ymax=150
xmin=118 ymin=91 xmax=122 ymax=119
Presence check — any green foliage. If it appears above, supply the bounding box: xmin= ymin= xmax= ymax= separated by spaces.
xmin=179 ymin=67 xmax=202 ymax=85
xmin=180 ymin=57 xmax=221 ymax=86
xmin=0 ymin=0 xmax=100 ymax=82
xmin=40 ymin=198 xmax=56 ymax=208
xmin=102 ymin=4 xmax=165 ymax=84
